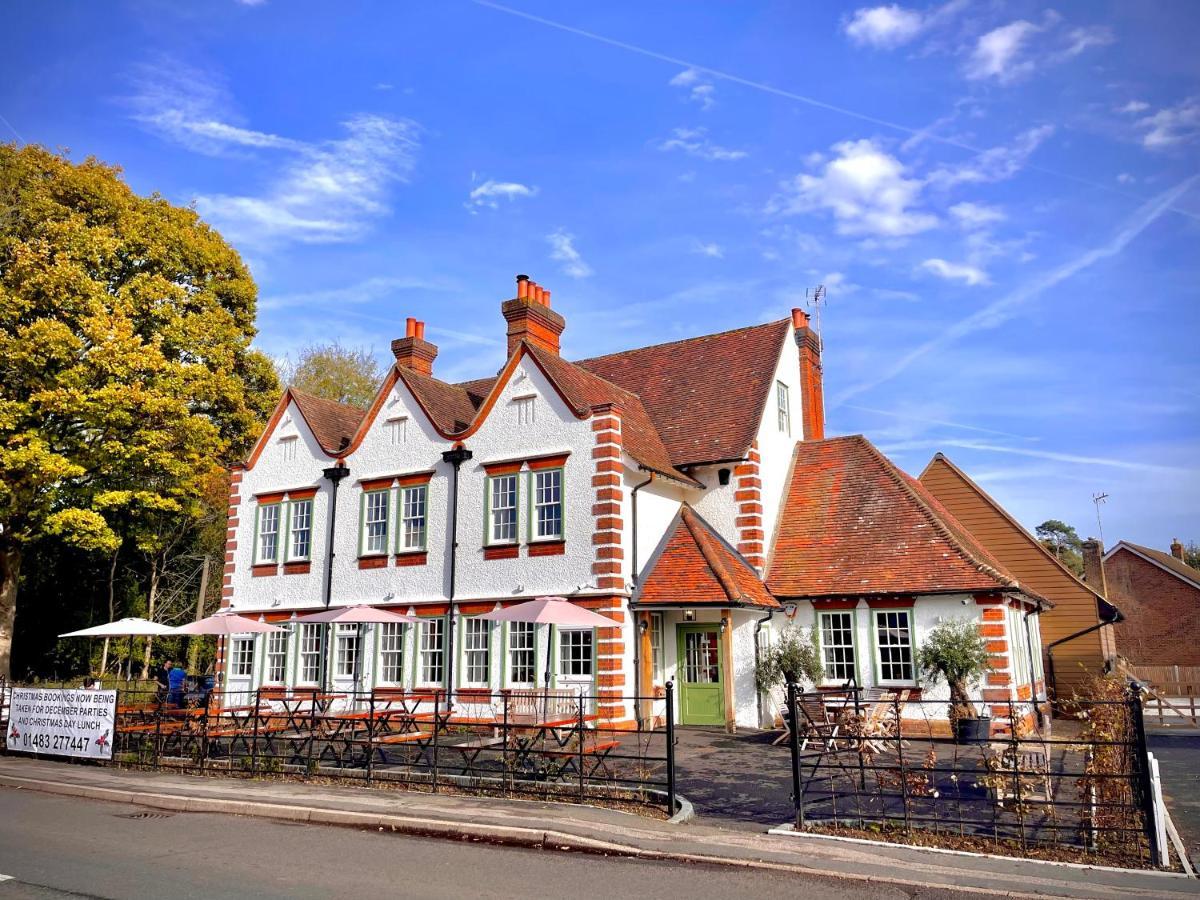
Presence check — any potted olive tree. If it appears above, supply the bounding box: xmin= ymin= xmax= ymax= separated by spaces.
xmin=916 ymin=618 xmax=993 ymax=743
xmin=756 ymin=626 xmax=824 ymax=693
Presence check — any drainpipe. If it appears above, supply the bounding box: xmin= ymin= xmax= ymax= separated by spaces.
xmin=629 ymin=471 xmax=655 ymax=731
xmin=441 ymin=445 xmax=473 ymax=710
xmin=319 ymin=461 xmax=350 ymax=694
xmin=753 ymin=608 xmax=776 ymax=728
xmin=1046 ymin=596 xmax=1123 ymax=704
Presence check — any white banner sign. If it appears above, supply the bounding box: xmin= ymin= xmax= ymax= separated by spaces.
xmin=7 ymin=688 xmax=116 ymax=760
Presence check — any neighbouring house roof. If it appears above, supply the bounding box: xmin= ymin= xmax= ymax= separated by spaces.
xmin=920 ymin=452 xmax=1104 ymax=601
xmin=575 ymin=319 xmax=792 ymax=467
xmin=767 ymin=435 xmax=1036 ymax=600
xmin=635 ymin=505 xmax=779 ymax=610
xmin=1104 ymin=541 xmax=1200 ymax=592
xmin=289 ymin=388 xmax=365 ymax=457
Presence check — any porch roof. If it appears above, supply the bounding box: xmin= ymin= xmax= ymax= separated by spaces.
xmin=634 ymin=505 xmax=780 ymax=610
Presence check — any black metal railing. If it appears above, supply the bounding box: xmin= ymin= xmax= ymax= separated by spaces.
xmin=0 ymin=677 xmax=676 ymax=816
xmin=783 ymin=682 xmax=1156 ymax=867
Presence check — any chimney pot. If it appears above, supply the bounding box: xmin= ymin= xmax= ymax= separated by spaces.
xmin=501 ymin=274 xmax=565 ymax=357
xmin=517 ymin=276 xmax=530 ymax=299
xmin=406 ymin=316 xmax=417 ymax=338
xmin=791 ymin=307 xmax=808 ymax=329
xmin=542 ymin=289 xmax=551 ymax=307
xmin=415 ymin=321 xmax=425 ymax=340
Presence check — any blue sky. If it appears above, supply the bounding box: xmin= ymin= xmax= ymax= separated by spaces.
xmin=3 ymin=1 xmax=1198 ymax=549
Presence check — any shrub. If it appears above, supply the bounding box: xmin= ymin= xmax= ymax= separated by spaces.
xmin=756 ymin=627 xmax=823 ymax=692
xmin=916 ymin=618 xmax=991 ymax=723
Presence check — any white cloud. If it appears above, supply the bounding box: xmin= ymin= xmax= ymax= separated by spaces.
xmin=1136 ymin=98 xmax=1200 ymax=150
xmin=928 ymin=124 xmax=1054 ymax=188
xmin=1117 ymin=100 xmax=1150 ymax=115
xmin=949 ymin=201 xmax=1006 ymax=229
xmin=1116 ymin=172 xmax=1135 ymax=185
xmin=690 ymin=241 xmax=724 ymax=259
xmin=657 ymin=127 xmax=747 ymax=161
xmin=844 ymin=5 xmax=925 ymax=48
xmin=235 ymin=0 xmax=267 ymax=6
xmin=921 ymin=258 xmax=990 ymax=286
xmin=466 ymin=179 xmax=538 ymax=212
xmin=669 ymin=68 xmax=716 ymax=110
xmin=196 ymin=115 xmax=420 ymax=247
xmin=547 ymin=230 xmax=593 ymax=279
xmin=767 ymin=139 xmax=936 ymax=238
xmin=966 ymin=20 xmax=1041 ymax=83
xmin=126 ymin=59 xmax=420 ymax=247
xmin=1060 ymin=25 xmax=1114 ymax=58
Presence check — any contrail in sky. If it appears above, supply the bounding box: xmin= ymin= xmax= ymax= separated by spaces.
xmin=831 ymin=174 xmax=1199 ymax=407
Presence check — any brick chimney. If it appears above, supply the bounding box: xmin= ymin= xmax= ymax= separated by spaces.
xmin=390 ymin=317 xmax=438 ymax=377
xmin=1081 ymin=537 xmax=1108 ymax=596
xmin=791 ymin=308 xmax=825 ymax=441
xmin=502 ymin=274 xmax=565 ymax=357
xmin=1171 ymin=538 xmax=1185 ymax=561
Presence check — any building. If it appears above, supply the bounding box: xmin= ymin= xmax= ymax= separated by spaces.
xmin=919 ymin=454 xmax=1117 ymax=698
xmin=220 ymin=275 xmax=1046 ymax=731
xmin=1099 ymin=540 xmax=1200 ymax=666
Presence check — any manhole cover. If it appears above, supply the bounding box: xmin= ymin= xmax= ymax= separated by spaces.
xmin=118 ymin=811 xmax=173 ymax=820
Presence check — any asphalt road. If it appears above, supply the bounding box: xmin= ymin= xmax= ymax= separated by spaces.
xmin=0 ymin=788 xmax=986 ymax=900
xmin=1150 ymin=732 xmax=1200 ymax=861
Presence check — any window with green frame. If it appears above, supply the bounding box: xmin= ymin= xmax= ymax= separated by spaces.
xmin=650 ymin=613 xmax=664 ymax=683
xmin=287 ymin=498 xmax=313 ymax=561
xmin=873 ymin=609 xmax=915 ymax=684
xmin=361 ymin=488 xmax=391 ymax=556
xmin=486 ymin=474 xmax=519 ymax=545
xmin=508 ymin=622 xmax=536 ymax=686
xmin=817 ymin=610 xmax=857 ymax=683
xmin=378 ymin=622 xmax=405 ymax=685
xmin=397 ymin=484 xmax=427 ymax=552
xmin=558 ymin=628 xmax=594 ymax=679
xmin=529 ymin=468 xmax=563 ymax=541
xmin=461 ymin=617 xmax=491 ymax=687
xmin=255 ymin=502 xmax=281 ymax=564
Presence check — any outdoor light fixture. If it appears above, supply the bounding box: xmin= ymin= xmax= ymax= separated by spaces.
xmin=720 ymin=616 xmax=729 ymax=634
xmin=638 ymin=618 xmax=649 ymax=635
xmin=684 ymin=609 xmax=696 ymax=622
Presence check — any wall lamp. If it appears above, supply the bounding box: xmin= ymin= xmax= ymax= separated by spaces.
xmin=638 ymin=618 xmax=649 ymax=635
xmin=720 ymin=616 xmax=729 ymax=635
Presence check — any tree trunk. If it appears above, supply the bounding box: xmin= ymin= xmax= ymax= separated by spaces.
xmin=0 ymin=542 xmax=21 ymax=680
xmin=99 ymin=548 xmax=119 ymax=676
xmin=142 ymin=556 xmax=160 ymax=677
xmin=186 ymin=556 xmax=210 ymax=673
xmin=948 ymin=679 xmax=977 ymax=723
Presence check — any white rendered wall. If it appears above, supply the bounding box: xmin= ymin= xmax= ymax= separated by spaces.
xmin=754 ymin=325 xmax=802 ymax=551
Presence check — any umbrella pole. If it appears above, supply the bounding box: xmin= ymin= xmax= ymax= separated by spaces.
xmin=543 ymin=624 xmax=554 ymax=721
xmin=127 ymin=634 xmax=134 ymax=682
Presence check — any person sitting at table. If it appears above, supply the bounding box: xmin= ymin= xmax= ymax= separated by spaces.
xmin=154 ymin=663 xmax=170 ymax=706
xmin=167 ymin=660 xmax=186 ymax=707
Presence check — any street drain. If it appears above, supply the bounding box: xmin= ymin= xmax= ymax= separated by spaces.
xmin=118 ymin=811 xmax=174 ymax=820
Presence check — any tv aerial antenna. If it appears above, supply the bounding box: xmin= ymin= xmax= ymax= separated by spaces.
xmin=805 ymin=284 xmax=827 ymax=342
xmin=1092 ymin=492 xmax=1109 ymax=546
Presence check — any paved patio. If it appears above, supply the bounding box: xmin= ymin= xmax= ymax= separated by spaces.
xmin=672 ymin=727 xmax=795 ymax=830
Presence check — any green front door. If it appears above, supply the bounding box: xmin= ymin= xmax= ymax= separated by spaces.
xmin=676 ymin=624 xmax=724 ymax=725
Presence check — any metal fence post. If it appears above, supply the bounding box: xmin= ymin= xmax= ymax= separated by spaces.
xmin=665 ymin=680 xmax=676 ymax=817
xmin=366 ymin=693 xmax=375 ymax=787
xmin=787 ymin=681 xmax=804 ymax=829
xmin=251 ymin=687 xmax=261 ymax=774
xmin=502 ymin=690 xmax=511 ymax=797
xmin=432 ymin=689 xmax=440 ymax=794
xmin=1129 ymin=684 xmax=1160 ymax=865
xmin=578 ymin=692 xmax=586 ymax=804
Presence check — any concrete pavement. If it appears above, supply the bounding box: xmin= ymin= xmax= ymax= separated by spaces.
xmin=0 ymin=756 xmax=1195 ymax=898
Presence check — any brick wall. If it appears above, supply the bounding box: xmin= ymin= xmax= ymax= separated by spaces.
xmin=1106 ymin=547 xmax=1200 ymax=665
xmin=735 ymin=441 xmax=764 ymax=570
xmin=590 ymin=405 xmax=625 ymax=593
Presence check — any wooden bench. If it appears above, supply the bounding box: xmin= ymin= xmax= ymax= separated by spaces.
xmin=539 ymin=739 xmax=621 ymax=778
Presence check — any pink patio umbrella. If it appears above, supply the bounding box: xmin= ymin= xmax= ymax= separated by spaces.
xmin=175 ymin=613 xmax=284 ymax=690
xmin=292 ymin=605 xmax=418 ymax=624
xmin=478 ymin=597 xmax=616 ymax=691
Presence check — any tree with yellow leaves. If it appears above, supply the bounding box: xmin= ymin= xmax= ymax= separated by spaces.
xmin=0 ymin=143 xmax=278 ymax=677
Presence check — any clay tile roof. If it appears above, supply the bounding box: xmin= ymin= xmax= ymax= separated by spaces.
xmin=1109 ymin=542 xmax=1200 ymax=592
xmin=290 ymin=388 xmax=365 ymax=456
xmin=523 ymin=344 xmax=699 ymax=486
xmin=636 ymin=505 xmax=779 ymax=610
xmin=767 ymin=435 xmax=1028 ymax=599
xmin=395 ymin=366 xmax=479 ymax=433
xmin=576 ymin=318 xmax=791 ymax=467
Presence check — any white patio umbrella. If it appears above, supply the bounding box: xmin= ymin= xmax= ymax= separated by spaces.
xmin=478 ymin=597 xmax=615 ymax=691
xmin=59 ymin=617 xmax=178 ymax=680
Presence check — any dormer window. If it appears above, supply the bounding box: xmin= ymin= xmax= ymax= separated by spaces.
xmin=280 ymin=435 xmax=298 ymax=461
xmin=515 ymin=395 xmax=536 ymax=427
xmin=386 ymin=416 xmax=408 ymax=446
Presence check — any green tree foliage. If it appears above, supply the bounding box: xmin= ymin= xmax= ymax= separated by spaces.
xmin=278 ymin=341 xmax=384 ymax=409
xmin=0 ymin=144 xmax=278 ymax=677
xmin=756 ymin=626 xmax=824 ymax=692
xmin=916 ymin=618 xmax=992 ymax=722
xmin=1035 ymin=518 xmax=1085 ymax=577
xmin=1183 ymin=541 xmax=1200 ymax=571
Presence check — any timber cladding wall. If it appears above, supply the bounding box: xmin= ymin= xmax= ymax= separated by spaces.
xmin=919 ymin=456 xmax=1110 ymax=696
xmin=1105 ymin=548 xmax=1200 ymax=666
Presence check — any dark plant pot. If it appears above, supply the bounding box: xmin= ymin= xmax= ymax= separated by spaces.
xmin=953 ymin=715 xmax=992 ymax=743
